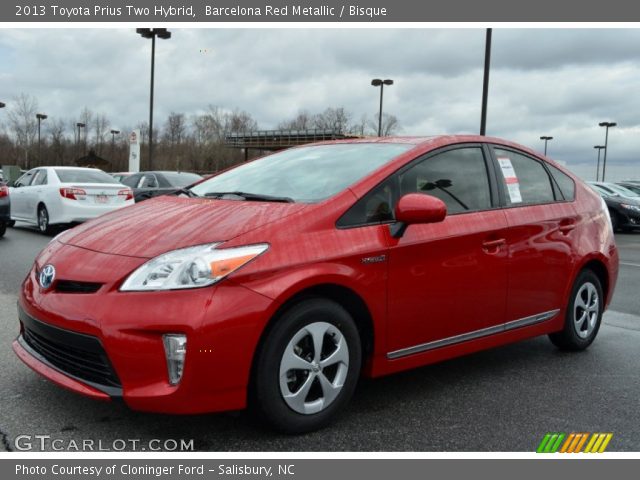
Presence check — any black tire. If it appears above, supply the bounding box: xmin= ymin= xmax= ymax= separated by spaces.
xmin=37 ymin=204 xmax=51 ymax=234
xmin=7 ymin=220 xmax=15 ymax=228
xmin=0 ymin=221 xmax=6 ymax=238
xmin=251 ymin=298 xmax=362 ymax=434
xmin=549 ymin=269 xmax=604 ymax=351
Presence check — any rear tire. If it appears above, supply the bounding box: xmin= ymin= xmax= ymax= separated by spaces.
xmin=7 ymin=220 xmax=15 ymax=228
xmin=37 ymin=205 xmax=51 ymax=234
xmin=0 ymin=221 xmax=6 ymax=237
xmin=549 ymin=269 xmax=604 ymax=351
xmin=251 ymin=298 xmax=362 ymax=434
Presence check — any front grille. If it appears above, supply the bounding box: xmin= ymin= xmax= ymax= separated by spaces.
xmin=19 ymin=308 xmax=121 ymax=393
xmin=55 ymin=280 xmax=103 ymax=294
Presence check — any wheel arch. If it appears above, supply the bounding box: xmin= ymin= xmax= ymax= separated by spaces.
xmin=247 ymin=282 xmax=375 ymax=402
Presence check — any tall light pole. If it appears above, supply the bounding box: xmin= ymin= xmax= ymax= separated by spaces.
xmin=137 ymin=28 xmax=171 ymax=170
xmin=594 ymin=145 xmax=605 ymax=182
xmin=371 ymin=78 xmax=393 ymax=137
xmin=540 ymin=136 xmax=553 ymax=156
xmin=110 ymin=129 xmax=120 ymax=167
xmin=599 ymin=121 xmax=616 ymax=182
xmin=76 ymin=122 xmax=86 ymax=159
xmin=36 ymin=113 xmax=48 ymax=164
xmin=480 ymin=28 xmax=492 ymax=135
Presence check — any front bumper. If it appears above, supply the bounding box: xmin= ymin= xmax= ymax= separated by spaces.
xmin=16 ymin=242 xmax=274 ymax=414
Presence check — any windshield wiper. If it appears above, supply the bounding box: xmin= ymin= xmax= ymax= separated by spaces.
xmin=202 ymin=191 xmax=294 ymax=203
xmin=171 ymin=187 xmax=200 ymax=198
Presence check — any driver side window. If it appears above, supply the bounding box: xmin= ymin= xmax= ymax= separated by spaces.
xmin=337 ymin=147 xmax=492 ymax=227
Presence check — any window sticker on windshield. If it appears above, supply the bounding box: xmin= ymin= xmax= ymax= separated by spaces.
xmin=498 ymin=157 xmax=522 ymax=203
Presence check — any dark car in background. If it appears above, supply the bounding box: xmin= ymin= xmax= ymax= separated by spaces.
xmin=588 ymin=182 xmax=640 ymax=231
xmin=121 ymin=171 xmax=203 ymax=202
xmin=618 ymin=182 xmax=640 ymax=196
xmin=0 ymin=184 xmax=10 ymax=237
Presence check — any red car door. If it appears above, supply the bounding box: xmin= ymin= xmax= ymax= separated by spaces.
xmin=383 ymin=145 xmax=510 ymax=356
xmin=491 ymin=146 xmax=579 ymax=324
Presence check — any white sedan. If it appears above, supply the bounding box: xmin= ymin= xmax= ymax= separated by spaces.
xmin=9 ymin=166 xmax=134 ymax=233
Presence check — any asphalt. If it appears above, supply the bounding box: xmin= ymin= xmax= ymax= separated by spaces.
xmin=0 ymin=224 xmax=638 ymax=452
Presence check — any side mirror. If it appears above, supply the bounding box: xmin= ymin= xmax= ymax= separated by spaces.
xmin=390 ymin=193 xmax=447 ymax=238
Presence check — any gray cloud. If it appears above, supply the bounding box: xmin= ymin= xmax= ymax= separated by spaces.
xmin=0 ymin=28 xmax=639 ymax=175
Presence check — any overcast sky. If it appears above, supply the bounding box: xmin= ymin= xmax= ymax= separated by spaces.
xmin=1 ymin=28 xmax=640 ymax=180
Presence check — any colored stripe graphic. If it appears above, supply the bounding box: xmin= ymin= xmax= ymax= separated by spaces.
xmin=537 ymin=433 xmax=612 ymax=453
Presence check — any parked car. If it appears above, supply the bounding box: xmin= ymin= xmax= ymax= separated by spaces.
xmin=110 ymin=172 xmax=134 ymax=183
xmin=120 ymin=171 xmax=203 ymax=202
xmin=0 ymin=184 xmax=10 ymax=237
xmin=617 ymin=182 xmax=640 ymax=196
xmin=588 ymin=182 xmax=640 ymax=231
xmin=8 ymin=167 xmax=134 ymax=233
xmin=13 ymin=136 xmax=618 ymax=433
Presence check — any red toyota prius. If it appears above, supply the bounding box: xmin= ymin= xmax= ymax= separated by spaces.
xmin=14 ymin=136 xmax=618 ymax=433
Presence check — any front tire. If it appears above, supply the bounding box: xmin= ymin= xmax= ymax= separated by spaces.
xmin=549 ymin=269 xmax=604 ymax=351
xmin=37 ymin=205 xmax=51 ymax=234
xmin=252 ymin=298 xmax=362 ymax=434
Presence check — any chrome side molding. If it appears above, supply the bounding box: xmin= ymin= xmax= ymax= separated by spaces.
xmin=387 ymin=309 xmax=560 ymax=360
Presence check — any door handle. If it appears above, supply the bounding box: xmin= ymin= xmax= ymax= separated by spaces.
xmin=482 ymin=238 xmax=506 ymax=253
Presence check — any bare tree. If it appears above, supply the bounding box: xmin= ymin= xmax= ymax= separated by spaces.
xmin=277 ymin=111 xmax=313 ymax=130
xmin=93 ymin=113 xmax=109 ymax=155
xmin=312 ymin=107 xmax=351 ymax=133
xmin=7 ymin=93 xmax=38 ymax=168
xmin=49 ymin=118 xmax=67 ymax=165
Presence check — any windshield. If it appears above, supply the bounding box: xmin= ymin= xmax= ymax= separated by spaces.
xmin=55 ymin=169 xmax=117 ymax=184
xmin=607 ymin=184 xmax=640 ymax=198
xmin=191 ymin=143 xmax=413 ymax=203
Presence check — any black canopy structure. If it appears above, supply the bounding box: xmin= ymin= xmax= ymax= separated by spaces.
xmin=75 ymin=150 xmax=110 ymax=169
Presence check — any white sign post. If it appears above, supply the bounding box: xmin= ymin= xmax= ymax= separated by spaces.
xmin=128 ymin=129 xmax=141 ymax=173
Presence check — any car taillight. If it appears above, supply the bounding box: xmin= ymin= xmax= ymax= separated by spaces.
xmin=0 ymin=186 xmax=9 ymax=198
xmin=59 ymin=187 xmax=87 ymax=200
xmin=118 ymin=188 xmax=133 ymax=201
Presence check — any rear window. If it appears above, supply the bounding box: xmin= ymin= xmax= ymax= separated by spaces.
xmin=161 ymin=172 xmax=203 ymax=187
xmin=55 ymin=169 xmax=116 ymax=184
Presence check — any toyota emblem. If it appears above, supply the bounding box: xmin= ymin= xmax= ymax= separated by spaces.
xmin=39 ymin=264 xmax=56 ymax=290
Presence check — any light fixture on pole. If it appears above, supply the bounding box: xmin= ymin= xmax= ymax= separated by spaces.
xmin=371 ymin=78 xmax=393 ymax=137
xmin=137 ymin=28 xmax=172 ymax=170
xmin=593 ymin=145 xmax=605 ymax=182
xmin=598 ymin=121 xmax=616 ymax=182
xmin=540 ymin=136 xmax=553 ymax=156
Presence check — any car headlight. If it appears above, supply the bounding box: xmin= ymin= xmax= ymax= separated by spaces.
xmin=620 ymin=203 xmax=640 ymax=212
xmin=120 ymin=243 xmax=269 ymax=291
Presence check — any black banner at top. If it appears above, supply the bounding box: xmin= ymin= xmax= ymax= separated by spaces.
xmin=4 ymin=0 xmax=640 ymax=22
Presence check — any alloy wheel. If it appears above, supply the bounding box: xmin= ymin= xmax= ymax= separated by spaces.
xmin=574 ymin=282 xmax=599 ymax=339
xmin=38 ymin=208 xmax=48 ymax=233
xmin=279 ymin=321 xmax=350 ymax=415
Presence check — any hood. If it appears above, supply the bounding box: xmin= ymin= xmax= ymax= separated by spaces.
xmin=60 ymin=195 xmax=307 ymax=258
xmin=606 ymin=195 xmax=640 ymax=206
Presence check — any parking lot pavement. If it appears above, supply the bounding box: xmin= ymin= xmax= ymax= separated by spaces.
xmin=0 ymin=225 xmax=639 ymax=451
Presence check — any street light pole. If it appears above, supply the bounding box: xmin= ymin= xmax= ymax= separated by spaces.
xmin=599 ymin=121 xmax=617 ymax=182
xmin=137 ymin=28 xmax=171 ymax=170
xmin=76 ymin=122 xmax=86 ymax=160
xmin=110 ymin=129 xmax=120 ymax=167
xmin=594 ymin=145 xmax=605 ymax=182
xmin=480 ymin=28 xmax=492 ymax=136
xmin=540 ymin=136 xmax=553 ymax=156
xmin=36 ymin=113 xmax=48 ymax=164
xmin=371 ymin=78 xmax=393 ymax=137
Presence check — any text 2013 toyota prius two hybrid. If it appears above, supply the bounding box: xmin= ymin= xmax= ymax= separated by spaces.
xmin=14 ymin=136 xmax=618 ymax=433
